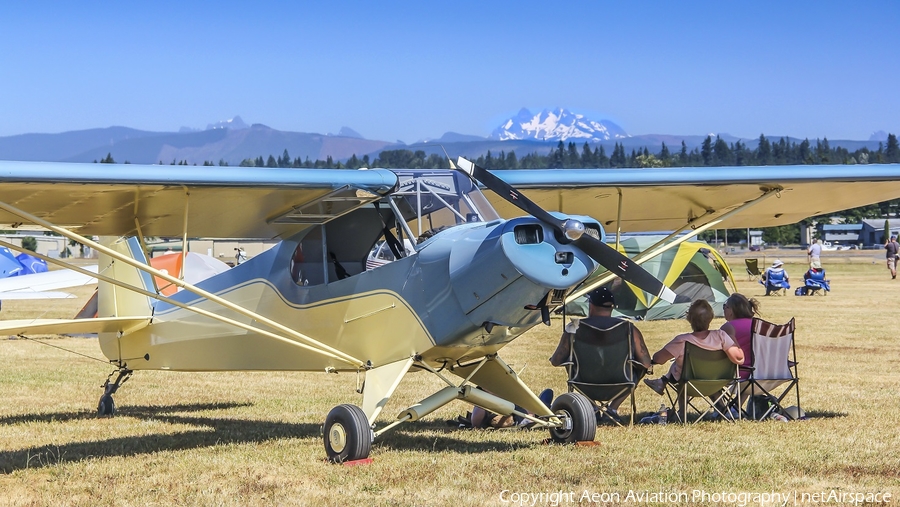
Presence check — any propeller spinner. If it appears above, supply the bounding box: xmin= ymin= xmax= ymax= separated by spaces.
xmin=454 ymin=157 xmax=677 ymax=304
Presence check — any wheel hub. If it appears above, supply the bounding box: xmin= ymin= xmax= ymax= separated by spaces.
xmin=329 ymin=422 xmax=347 ymax=453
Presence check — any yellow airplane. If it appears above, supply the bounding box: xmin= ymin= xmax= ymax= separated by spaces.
xmin=0 ymin=157 xmax=898 ymax=462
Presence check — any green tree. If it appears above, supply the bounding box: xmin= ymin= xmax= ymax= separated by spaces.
xmin=700 ymin=136 xmax=713 ymax=165
xmin=21 ymin=236 xmax=37 ymax=252
xmin=581 ymin=143 xmax=594 ymax=167
xmin=713 ymin=137 xmax=732 ymax=166
xmin=756 ymin=134 xmax=771 ymax=165
xmin=886 ymin=133 xmax=900 ymax=163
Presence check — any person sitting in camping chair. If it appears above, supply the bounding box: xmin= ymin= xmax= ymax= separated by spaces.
xmin=802 ymin=261 xmax=830 ymax=295
xmin=550 ymin=287 xmax=651 ymax=424
xmin=761 ymin=259 xmax=790 ymax=296
xmin=644 ymin=300 xmax=744 ymax=421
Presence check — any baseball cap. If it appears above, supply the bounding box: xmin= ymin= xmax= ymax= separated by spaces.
xmin=588 ymin=287 xmax=616 ymax=307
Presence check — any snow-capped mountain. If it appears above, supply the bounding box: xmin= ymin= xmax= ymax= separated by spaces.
xmin=490 ymin=107 xmax=628 ymax=142
xmin=206 ymin=116 xmax=249 ymax=131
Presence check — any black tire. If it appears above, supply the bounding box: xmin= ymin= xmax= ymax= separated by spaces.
xmin=97 ymin=394 xmax=116 ymax=417
xmin=549 ymin=392 xmax=596 ymax=444
xmin=323 ymin=404 xmax=372 ymax=463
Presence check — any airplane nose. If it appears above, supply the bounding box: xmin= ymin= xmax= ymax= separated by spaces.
xmin=500 ymin=218 xmax=596 ymax=290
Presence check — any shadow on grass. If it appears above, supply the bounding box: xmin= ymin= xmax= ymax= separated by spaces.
xmin=1 ymin=405 xmax=548 ymax=472
xmin=803 ymin=409 xmax=847 ymax=419
xmin=376 ymin=420 xmax=536 ymax=454
xmin=0 ymin=402 xmax=250 ymax=426
xmin=0 ymin=402 xmax=325 ymax=474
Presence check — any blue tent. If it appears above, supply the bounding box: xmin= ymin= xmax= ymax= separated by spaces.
xmin=15 ymin=252 xmax=48 ymax=274
xmin=0 ymin=248 xmax=24 ymax=277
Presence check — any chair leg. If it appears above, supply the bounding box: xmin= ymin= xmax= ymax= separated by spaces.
xmin=630 ymin=392 xmax=636 ymax=426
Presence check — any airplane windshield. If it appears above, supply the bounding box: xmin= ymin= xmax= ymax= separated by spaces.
xmin=389 ymin=170 xmax=499 ymax=245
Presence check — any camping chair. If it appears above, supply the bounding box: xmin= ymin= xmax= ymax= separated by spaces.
xmin=566 ymin=318 xmax=643 ymax=426
xmin=745 ymin=258 xmax=761 ymax=282
xmin=739 ymin=318 xmax=801 ymax=420
xmin=804 ymin=269 xmax=830 ymax=295
xmin=760 ymin=269 xmax=790 ymax=296
xmin=664 ymin=342 xmax=740 ymax=424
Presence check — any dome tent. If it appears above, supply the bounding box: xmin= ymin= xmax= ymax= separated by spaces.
xmin=565 ymin=236 xmax=736 ymax=321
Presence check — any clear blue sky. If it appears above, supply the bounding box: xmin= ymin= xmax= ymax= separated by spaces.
xmin=1 ymin=1 xmax=898 ymax=142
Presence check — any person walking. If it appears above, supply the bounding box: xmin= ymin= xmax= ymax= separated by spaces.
xmin=886 ymin=236 xmax=899 ymax=280
xmin=807 ymin=239 xmax=822 ymax=266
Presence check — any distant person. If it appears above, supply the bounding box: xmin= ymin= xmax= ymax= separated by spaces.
xmin=807 ymin=239 xmax=822 ymax=265
xmin=235 ymin=248 xmax=248 ymax=266
xmin=803 ymin=260 xmax=826 ymax=283
xmin=761 ymin=259 xmax=789 ymax=296
xmin=802 ymin=260 xmax=830 ymax=294
xmin=720 ymin=293 xmax=760 ymax=380
xmin=550 ymin=287 xmax=651 ymax=423
xmin=886 ymin=236 xmax=899 ymax=280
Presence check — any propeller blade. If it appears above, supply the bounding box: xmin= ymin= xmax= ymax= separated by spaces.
xmin=455 ymin=157 xmax=564 ymax=230
xmin=574 ymin=234 xmax=677 ymax=303
xmin=454 ymin=156 xmax=675 ymax=303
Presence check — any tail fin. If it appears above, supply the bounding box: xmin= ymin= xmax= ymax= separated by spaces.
xmin=98 ymin=237 xmax=154 ymax=319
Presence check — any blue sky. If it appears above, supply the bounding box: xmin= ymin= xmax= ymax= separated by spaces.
xmin=1 ymin=1 xmax=897 ymax=142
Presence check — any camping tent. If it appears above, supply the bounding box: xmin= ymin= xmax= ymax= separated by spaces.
xmin=565 ymin=236 xmax=736 ymax=320
xmin=0 ymin=247 xmax=49 ymax=277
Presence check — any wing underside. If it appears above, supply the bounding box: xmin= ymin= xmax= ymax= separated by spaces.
xmin=493 ymin=164 xmax=900 ymax=231
xmin=0 ymin=161 xmax=399 ymax=238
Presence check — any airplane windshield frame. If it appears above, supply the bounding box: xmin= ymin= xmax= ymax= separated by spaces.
xmin=389 ymin=170 xmax=500 ymax=248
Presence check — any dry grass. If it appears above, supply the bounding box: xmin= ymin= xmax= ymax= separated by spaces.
xmin=1 ymin=256 xmax=898 ymax=506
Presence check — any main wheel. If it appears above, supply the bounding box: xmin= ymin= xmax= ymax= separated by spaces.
xmin=323 ymin=404 xmax=372 ymax=463
xmin=97 ymin=394 xmax=116 ymax=417
xmin=548 ymin=392 xmax=596 ymax=444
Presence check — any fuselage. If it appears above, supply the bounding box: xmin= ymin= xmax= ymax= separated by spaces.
xmin=98 ymin=170 xmax=602 ymax=372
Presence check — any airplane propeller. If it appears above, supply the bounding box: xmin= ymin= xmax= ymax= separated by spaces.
xmin=454 ymin=157 xmax=677 ymax=304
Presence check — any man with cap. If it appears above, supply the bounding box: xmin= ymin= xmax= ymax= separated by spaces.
xmin=549 ymin=287 xmax=652 ymax=422
xmin=885 ymin=236 xmax=899 ymax=279
xmin=761 ymin=259 xmax=789 ymax=296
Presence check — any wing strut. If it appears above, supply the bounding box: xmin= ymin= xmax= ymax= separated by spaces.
xmin=0 ymin=199 xmax=366 ymax=368
xmin=0 ymin=238 xmax=362 ymax=367
xmin=566 ymin=187 xmax=781 ymax=303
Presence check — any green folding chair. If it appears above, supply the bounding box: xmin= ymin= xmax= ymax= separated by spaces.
xmin=665 ymin=342 xmax=740 ymax=424
xmin=567 ymin=318 xmax=644 ymax=426
xmin=745 ymin=258 xmax=761 ymax=282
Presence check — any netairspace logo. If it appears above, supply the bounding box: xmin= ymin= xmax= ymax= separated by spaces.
xmin=498 ymin=489 xmax=893 ymax=506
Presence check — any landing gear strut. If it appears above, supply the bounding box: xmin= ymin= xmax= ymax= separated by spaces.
xmin=98 ymin=367 xmax=132 ymax=417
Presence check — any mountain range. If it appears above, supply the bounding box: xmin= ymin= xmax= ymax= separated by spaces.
xmin=0 ymin=109 xmax=888 ymax=165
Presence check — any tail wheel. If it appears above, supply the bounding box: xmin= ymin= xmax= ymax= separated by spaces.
xmin=97 ymin=394 xmax=116 ymax=417
xmin=549 ymin=392 xmax=596 ymax=444
xmin=324 ymin=404 xmax=372 ymax=463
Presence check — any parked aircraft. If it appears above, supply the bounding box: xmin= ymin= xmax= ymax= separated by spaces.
xmin=0 ymin=158 xmax=898 ymax=462
xmin=0 ymin=244 xmax=114 ymax=302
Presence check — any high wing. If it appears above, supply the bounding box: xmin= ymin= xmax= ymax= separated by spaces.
xmin=0 ymin=161 xmax=399 ymax=238
xmin=491 ymin=164 xmax=900 ymax=231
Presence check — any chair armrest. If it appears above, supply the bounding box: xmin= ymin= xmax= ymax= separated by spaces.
xmin=628 ymin=359 xmax=651 ymax=375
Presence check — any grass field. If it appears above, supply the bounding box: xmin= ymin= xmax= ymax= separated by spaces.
xmin=1 ymin=257 xmax=898 ymax=506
